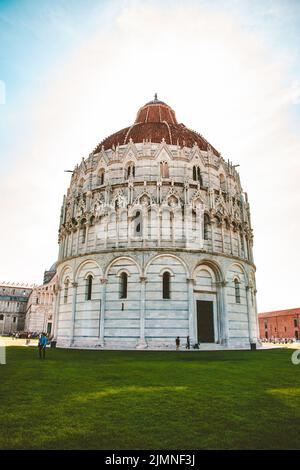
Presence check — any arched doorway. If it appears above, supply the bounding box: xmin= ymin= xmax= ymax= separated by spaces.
xmin=193 ymin=265 xmax=220 ymax=344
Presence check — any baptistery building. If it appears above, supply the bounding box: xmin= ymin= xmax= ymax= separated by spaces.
xmin=54 ymin=96 xmax=258 ymax=349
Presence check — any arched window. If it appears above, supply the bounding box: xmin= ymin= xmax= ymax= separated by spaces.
xmin=162 ymin=271 xmax=171 ymax=299
xmin=86 ymin=275 xmax=93 ymax=301
xmin=79 ymin=178 xmax=85 ymax=189
xmin=240 ymin=230 xmax=245 ymax=253
xmin=0 ymin=314 xmax=4 ymax=321
xmin=64 ymin=280 xmax=69 ymax=304
xmin=98 ymin=169 xmax=105 ymax=185
xmin=160 ymin=161 xmax=169 ymax=178
xmin=234 ymin=279 xmax=241 ymax=304
xmin=120 ymin=272 xmax=128 ymax=299
xmin=127 ymin=163 xmax=135 ymax=179
xmin=204 ymin=214 xmax=209 ymax=240
xmin=193 ymin=166 xmax=202 ymax=185
xmin=193 ymin=166 xmax=197 ymax=181
xmin=81 ymin=226 xmax=87 ymax=244
xmin=134 ymin=211 xmax=142 ymax=235
xmin=197 ymin=168 xmax=203 ymax=186
xmin=192 ymin=210 xmax=197 ymax=235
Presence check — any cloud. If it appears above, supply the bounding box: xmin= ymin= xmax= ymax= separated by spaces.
xmin=0 ymin=2 xmax=299 ymax=311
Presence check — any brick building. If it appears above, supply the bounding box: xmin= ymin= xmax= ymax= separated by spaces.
xmin=258 ymin=308 xmax=300 ymax=340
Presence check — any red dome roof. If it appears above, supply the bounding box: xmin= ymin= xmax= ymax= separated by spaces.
xmin=93 ymin=96 xmax=220 ymax=156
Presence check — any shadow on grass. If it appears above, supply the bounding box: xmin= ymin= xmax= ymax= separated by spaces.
xmin=0 ymin=347 xmax=299 ymax=449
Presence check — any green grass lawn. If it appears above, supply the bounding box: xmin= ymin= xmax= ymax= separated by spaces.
xmin=0 ymin=347 xmax=299 ymax=450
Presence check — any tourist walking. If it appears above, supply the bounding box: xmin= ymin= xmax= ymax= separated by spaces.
xmin=186 ymin=335 xmax=190 ymax=350
xmin=38 ymin=333 xmax=48 ymax=359
xmin=175 ymin=336 xmax=180 ymax=350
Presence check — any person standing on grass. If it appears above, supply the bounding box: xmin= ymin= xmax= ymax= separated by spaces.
xmin=175 ymin=336 xmax=180 ymax=350
xmin=186 ymin=335 xmax=190 ymax=350
xmin=38 ymin=333 xmax=47 ymax=360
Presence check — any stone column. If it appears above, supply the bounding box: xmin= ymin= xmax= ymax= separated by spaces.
xmin=220 ymin=221 xmax=225 ymax=253
xmin=137 ymin=276 xmax=147 ymax=349
xmin=98 ymin=278 xmax=107 ymax=347
xmin=52 ymin=286 xmax=61 ymax=340
xmin=70 ymin=231 xmax=74 ymax=256
xmin=237 ymin=230 xmax=241 ymax=257
xmin=58 ymin=240 xmax=63 ymax=261
xmin=63 ymin=236 xmax=67 ymax=258
xmin=104 ymin=215 xmax=109 ymax=249
xmin=254 ymin=289 xmax=259 ymax=340
xmin=217 ymin=281 xmax=229 ymax=346
xmin=229 ymin=224 xmax=234 ymax=255
xmin=187 ymin=278 xmax=196 ymax=345
xmin=142 ymin=208 xmax=148 ymax=247
xmin=243 ymin=232 xmax=248 ymax=259
xmin=249 ymin=237 xmax=254 ymax=263
xmin=70 ymin=282 xmax=78 ymax=346
xmin=196 ymin=208 xmax=203 ymax=248
xmin=115 ymin=212 xmax=119 ymax=248
xmin=94 ymin=223 xmax=98 ymax=250
xmin=170 ymin=211 xmax=175 ymax=245
xmin=211 ymin=222 xmax=215 ymax=252
xmin=246 ymin=286 xmax=257 ymax=343
xmin=75 ymin=229 xmax=80 ymax=254
xmin=157 ymin=209 xmax=161 ymax=247
xmin=184 ymin=204 xmax=191 ymax=247
xmin=128 ymin=215 xmax=132 ymax=247
xmin=84 ymin=224 xmax=89 ymax=253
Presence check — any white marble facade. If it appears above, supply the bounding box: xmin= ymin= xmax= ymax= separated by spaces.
xmin=25 ymin=273 xmax=57 ymax=336
xmin=54 ymin=98 xmax=258 ymax=349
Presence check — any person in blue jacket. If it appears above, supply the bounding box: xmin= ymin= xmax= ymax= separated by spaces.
xmin=38 ymin=333 xmax=48 ymax=359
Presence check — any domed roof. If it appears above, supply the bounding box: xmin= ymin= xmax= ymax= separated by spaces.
xmin=93 ymin=95 xmax=220 ymax=156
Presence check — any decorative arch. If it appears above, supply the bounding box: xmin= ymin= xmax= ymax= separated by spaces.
xmin=192 ymin=259 xmax=224 ymax=284
xmin=190 ymin=149 xmax=206 ymax=168
xmin=158 ymin=267 xmax=175 ymax=277
xmin=83 ymin=271 xmax=95 ymax=280
xmin=125 ymin=161 xmax=135 ymax=179
xmin=97 ymin=168 xmax=105 ymax=185
xmin=226 ymin=262 xmax=248 ymax=284
xmin=59 ymin=265 xmax=74 ymax=286
xmin=159 ymin=161 xmax=169 ymax=178
xmin=116 ymin=268 xmax=131 ymax=278
xmin=192 ymin=165 xmax=203 ymax=185
xmin=63 ymin=276 xmax=70 ymax=304
xmin=104 ymin=256 xmax=142 ymax=278
xmin=145 ymin=253 xmax=189 ymax=277
xmin=74 ymin=259 xmax=103 ymax=282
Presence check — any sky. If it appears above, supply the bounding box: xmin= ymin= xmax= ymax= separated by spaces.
xmin=0 ymin=0 xmax=300 ymax=311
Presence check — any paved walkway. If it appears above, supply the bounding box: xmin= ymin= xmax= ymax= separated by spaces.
xmin=1 ymin=336 xmax=299 ymax=350
xmin=0 ymin=337 xmax=38 ymax=347
xmin=261 ymin=342 xmax=300 ymax=350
